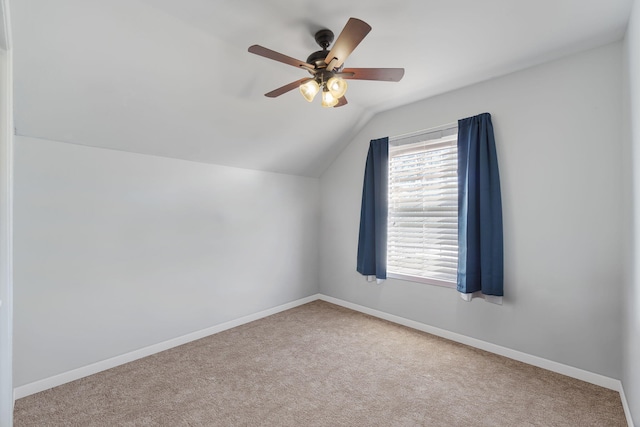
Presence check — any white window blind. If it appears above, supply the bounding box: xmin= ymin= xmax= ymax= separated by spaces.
xmin=387 ymin=127 xmax=458 ymax=286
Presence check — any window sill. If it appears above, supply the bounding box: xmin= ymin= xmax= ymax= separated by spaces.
xmin=387 ymin=272 xmax=456 ymax=289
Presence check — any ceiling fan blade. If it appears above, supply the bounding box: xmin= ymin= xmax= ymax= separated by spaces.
xmin=264 ymin=78 xmax=312 ymax=98
xmin=324 ymin=18 xmax=371 ymax=70
xmin=339 ymin=68 xmax=405 ymax=82
xmin=334 ymin=96 xmax=348 ymax=108
xmin=248 ymin=45 xmax=315 ymax=72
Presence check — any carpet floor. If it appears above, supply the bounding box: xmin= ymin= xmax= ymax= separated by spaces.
xmin=14 ymin=300 xmax=626 ymax=426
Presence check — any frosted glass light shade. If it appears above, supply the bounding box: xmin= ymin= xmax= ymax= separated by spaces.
xmin=299 ymin=80 xmax=320 ymax=102
xmin=321 ymin=90 xmax=339 ymax=108
xmin=327 ymin=76 xmax=348 ymax=99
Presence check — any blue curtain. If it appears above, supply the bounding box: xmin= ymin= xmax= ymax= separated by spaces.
xmin=356 ymin=137 xmax=389 ymax=280
xmin=457 ymin=113 xmax=504 ymax=296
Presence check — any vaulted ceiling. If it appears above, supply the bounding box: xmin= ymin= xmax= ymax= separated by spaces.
xmin=11 ymin=0 xmax=633 ymax=177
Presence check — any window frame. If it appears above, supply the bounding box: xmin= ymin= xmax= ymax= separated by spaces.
xmin=386 ymin=124 xmax=459 ymax=288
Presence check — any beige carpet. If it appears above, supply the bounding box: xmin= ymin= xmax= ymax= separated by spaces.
xmin=14 ymin=300 xmax=626 ymax=426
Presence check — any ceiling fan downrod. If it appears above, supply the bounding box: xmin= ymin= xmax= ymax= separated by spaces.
xmin=307 ymin=29 xmax=335 ymax=70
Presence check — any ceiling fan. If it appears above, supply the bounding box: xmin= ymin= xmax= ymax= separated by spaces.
xmin=248 ymin=18 xmax=404 ymax=108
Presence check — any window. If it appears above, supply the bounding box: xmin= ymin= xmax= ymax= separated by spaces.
xmin=387 ymin=126 xmax=458 ymax=287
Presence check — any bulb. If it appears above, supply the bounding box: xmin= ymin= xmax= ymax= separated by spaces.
xmin=321 ymin=90 xmax=339 ymax=108
xmin=299 ymin=80 xmax=320 ymax=102
xmin=327 ymin=76 xmax=348 ymax=99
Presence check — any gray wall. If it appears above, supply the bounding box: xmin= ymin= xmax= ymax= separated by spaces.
xmin=0 ymin=28 xmax=13 ymax=427
xmin=319 ymin=42 xmax=624 ymax=379
xmin=624 ymin=0 xmax=640 ymax=422
xmin=14 ymin=136 xmax=319 ymax=387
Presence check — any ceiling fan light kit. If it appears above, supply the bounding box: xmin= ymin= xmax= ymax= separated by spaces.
xmin=248 ymin=18 xmax=404 ymax=108
xmin=299 ymin=79 xmax=320 ymax=102
xmin=327 ymin=76 xmax=348 ymax=98
xmin=321 ymin=89 xmax=339 ymax=108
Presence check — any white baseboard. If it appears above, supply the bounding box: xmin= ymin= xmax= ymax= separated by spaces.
xmin=619 ymin=385 xmax=635 ymax=427
xmin=317 ymin=294 xmax=634 ymax=426
xmin=14 ymin=294 xmax=320 ymax=400
xmin=318 ymin=295 xmax=618 ymax=388
xmin=13 ymin=293 xmax=635 ymax=427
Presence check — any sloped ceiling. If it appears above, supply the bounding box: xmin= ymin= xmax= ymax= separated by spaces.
xmin=10 ymin=0 xmax=633 ymax=177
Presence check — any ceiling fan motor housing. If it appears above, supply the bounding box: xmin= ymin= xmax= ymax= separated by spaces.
xmin=306 ymin=50 xmax=329 ymax=69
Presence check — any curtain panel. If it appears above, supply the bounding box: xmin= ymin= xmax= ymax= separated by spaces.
xmin=356 ymin=137 xmax=389 ymax=282
xmin=457 ymin=113 xmax=504 ymax=302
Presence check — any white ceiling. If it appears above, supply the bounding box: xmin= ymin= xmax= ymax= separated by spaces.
xmin=10 ymin=0 xmax=633 ymax=177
